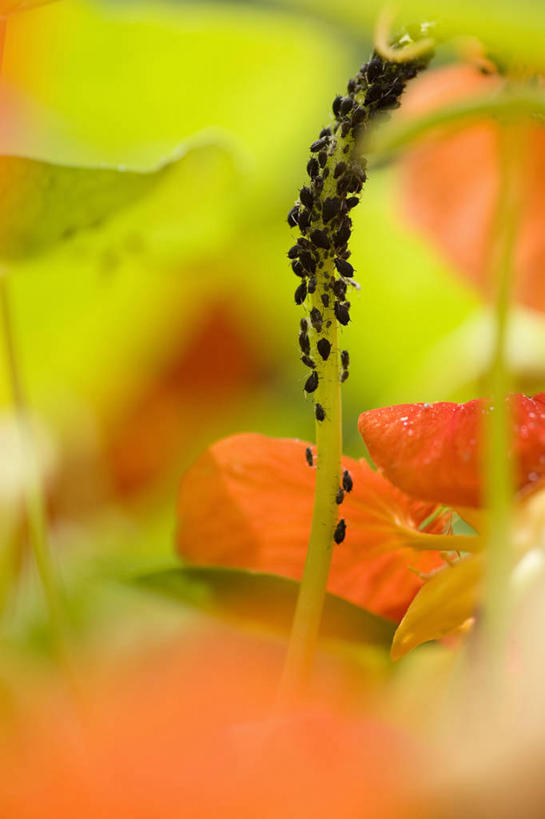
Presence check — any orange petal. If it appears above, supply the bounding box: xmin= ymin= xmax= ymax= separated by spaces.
xmin=177 ymin=433 xmax=449 ymax=622
xmin=391 ymin=556 xmax=482 ymax=660
xmin=400 ymin=65 xmax=545 ymax=313
xmin=358 ymin=394 xmax=545 ymax=508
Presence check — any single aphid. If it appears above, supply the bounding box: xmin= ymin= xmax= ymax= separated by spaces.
xmin=310 ymin=307 xmax=323 ymax=332
xmin=305 ymin=446 xmax=314 ymax=467
xmin=305 ymin=371 xmax=319 ymax=393
xmin=336 ymin=488 xmax=345 ymax=505
xmin=341 ymin=350 xmax=350 ymax=369
xmin=334 ymin=519 xmax=347 ymax=544
xmin=317 ymin=338 xmax=332 ymax=361
xmin=342 ymin=469 xmax=353 ymax=493
xmin=310 ymin=136 xmax=329 ymax=153
xmin=332 ymin=95 xmax=343 ymax=117
xmin=299 ymin=331 xmax=311 ymax=355
xmin=294 ymin=282 xmax=307 ymax=305
xmin=335 ymin=258 xmax=355 ymax=278
xmin=315 ymin=403 xmax=326 ymax=422
xmin=301 ymin=354 xmax=316 ymax=369
xmin=310 ymin=229 xmax=330 ymax=250
xmin=307 ymin=157 xmax=319 ymax=178
xmin=299 ymin=186 xmax=314 ymax=209
xmin=333 ymin=279 xmax=347 ymax=300
xmin=322 ymin=197 xmax=341 ymax=223
xmin=334 ymin=301 xmax=351 ymax=326
xmin=287 ymin=205 xmax=300 ymax=227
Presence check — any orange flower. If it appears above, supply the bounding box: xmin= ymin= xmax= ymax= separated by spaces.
xmin=177 ymin=433 xmax=450 ymax=623
xmin=359 ymin=393 xmax=545 ymax=658
xmin=400 ymin=64 xmax=545 ymax=312
xmin=0 ymin=630 xmax=426 ymax=818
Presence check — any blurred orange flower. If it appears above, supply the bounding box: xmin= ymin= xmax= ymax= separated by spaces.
xmin=400 ymin=64 xmax=545 ymax=312
xmin=177 ymin=433 xmax=450 ymax=623
xmin=0 ymin=630 xmax=426 ymax=818
xmin=0 ymin=0 xmax=57 ymax=15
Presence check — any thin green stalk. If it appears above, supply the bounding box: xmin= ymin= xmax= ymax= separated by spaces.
xmin=278 ymin=300 xmax=342 ymax=701
xmin=0 ymin=273 xmax=65 ymax=652
xmin=278 ymin=29 xmax=434 ymax=703
xmin=483 ymin=126 xmax=520 ymax=666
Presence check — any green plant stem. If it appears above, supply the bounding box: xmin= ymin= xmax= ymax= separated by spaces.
xmin=0 ymin=273 xmax=65 ymax=652
xmin=278 ymin=295 xmax=342 ymax=703
xmin=483 ymin=126 xmax=520 ymax=667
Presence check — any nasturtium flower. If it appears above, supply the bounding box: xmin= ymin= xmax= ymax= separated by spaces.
xmin=177 ymin=433 xmax=451 ymax=624
xmin=359 ymin=393 xmax=545 ymax=658
xmin=177 ymin=394 xmax=545 ymax=660
xmin=400 ymin=64 xmax=545 ymax=313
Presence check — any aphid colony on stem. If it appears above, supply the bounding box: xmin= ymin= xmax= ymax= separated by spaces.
xmin=287 ymin=33 xmax=433 ymax=547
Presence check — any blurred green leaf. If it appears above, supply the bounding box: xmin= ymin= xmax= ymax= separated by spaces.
xmin=136 ymin=566 xmax=395 ymax=646
xmin=0 ymin=150 xmax=186 ymax=261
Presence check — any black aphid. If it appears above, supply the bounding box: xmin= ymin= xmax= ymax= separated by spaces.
xmin=341 ymin=350 xmax=350 ymax=369
xmin=300 ymin=317 xmax=309 ymax=333
xmin=298 ymin=209 xmax=311 ymax=231
xmin=310 ymin=229 xmax=330 ymax=250
xmin=332 ymin=95 xmax=343 ymax=117
xmin=317 ymin=338 xmax=332 ymax=361
xmin=342 ymin=469 xmax=353 ymax=493
xmin=305 ymin=447 xmax=314 ymax=467
xmin=321 ymin=293 xmax=330 ymax=308
xmin=299 ymin=331 xmax=310 ymax=355
xmin=291 ymin=259 xmax=305 ymax=278
xmin=307 ymin=276 xmax=317 ymax=294
xmin=367 ymin=56 xmax=383 ymax=82
xmin=334 ymin=222 xmax=351 ymax=247
xmin=340 ymin=96 xmax=354 ymax=116
xmin=301 ymin=354 xmax=315 ymax=369
xmin=334 ymin=519 xmax=346 ymax=544
xmin=334 ymin=161 xmax=347 ymax=179
xmin=336 ymin=488 xmax=345 ymax=505
xmin=351 ymin=106 xmax=366 ymax=125
xmin=299 ymin=251 xmax=316 ymax=274
xmin=307 ymin=157 xmax=319 ymax=178
xmin=322 ymin=197 xmax=341 ymax=223
xmin=304 ymin=371 xmax=319 ymax=393
xmin=318 ymin=150 xmax=328 ymax=169
xmin=310 ymin=136 xmax=329 ymax=153
xmin=315 ymin=403 xmax=326 ymax=422
xmin=333 ymin=279 xmax=347 ymax=300
xmin=334 ymin=301 xmax=351 ymax=326
xmin=346 ymin=196 xmax=359 ymax=210
xmin=287 ymin=205 xmax=300 ymax=227
xmin=288 ymin=245 xmax=300 ymax=259
xmin=310 ymin=307 xmax=323 ymax=332
xmin=335 ymin=258 xmax=355 ymax=278
xmin=299 ymin=186 xmax=314 ymax=209
xmin=340 ymin=370 xmax=349 ymax=383
xmin=294 ymin=282 xmax=307 ymax=304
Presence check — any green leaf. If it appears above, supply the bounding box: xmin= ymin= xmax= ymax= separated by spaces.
xmin=0 ymin=147 xmax=191 ymax=261
xmin=135 ymin=566 xmax=395 ymax=647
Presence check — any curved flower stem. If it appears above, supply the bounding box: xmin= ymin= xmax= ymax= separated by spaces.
xmin=278 ymin=302 xmax=342 ymax=703
xmin=483 ymin=125 xmax=520 ymax=668
xmin=0 ymin=274 xmax=65 ymax=649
